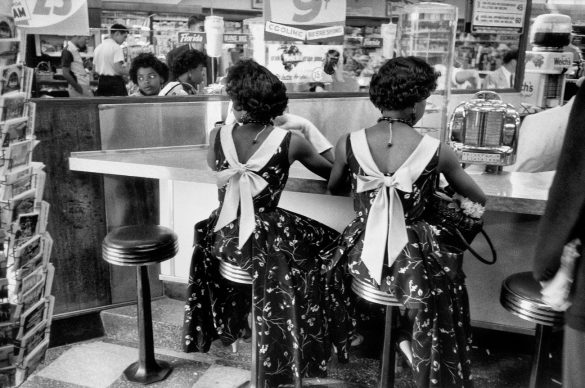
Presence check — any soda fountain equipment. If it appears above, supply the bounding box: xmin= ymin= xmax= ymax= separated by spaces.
xmin=522 ymin=13 xmax=574 ymax=109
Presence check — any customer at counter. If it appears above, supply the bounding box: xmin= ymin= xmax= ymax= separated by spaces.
xmin=93 ymin=24 xmax=129 ymax=96
xmin=169 ymin=49 xmax=207 ymax=94
xmin=533 ymin=79 xmax=585 ymax=388
xmin=326 ymin=56 xmax=485 ymax=388
xmin=166 ymin=14 xmax=205 ymax=80
xmin=61 ymin=35 xmax=92 ymax=97
xmin=182 ymin=59 xmax=351 ymax=388
xmin=128 ymin=53 xmax=190 ymax=97
xmin=510 ymin=76 xmax=585 ymax=172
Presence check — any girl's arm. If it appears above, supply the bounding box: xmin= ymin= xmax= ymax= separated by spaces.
xmin=207 ymin=127 xmax=219 ymax=170
xmin=289 ymin=131 xmax=332 ymax=180
xmin=438 ymin=143 xmax=486 ymax=204
xmin=328 ymin=134 xmax=351 ymax=195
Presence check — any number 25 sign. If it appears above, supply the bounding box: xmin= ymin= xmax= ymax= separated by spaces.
xmin=268 ymin=0 xmax=346 ymax=26
xmin=12 ymin=0 xmax=88 ymax=33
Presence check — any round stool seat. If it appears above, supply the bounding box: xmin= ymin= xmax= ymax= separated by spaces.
xmin=351 ymin=277 xmax=401 ymax=306
xmin=102 ymin=225 xmax=178 ymax=266
xmin=500 ymin=272 xmax=564 ymax=327
xmin=219 ymin=260 xmax=252 ymax=285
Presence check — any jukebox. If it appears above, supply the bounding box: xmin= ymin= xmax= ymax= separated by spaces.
xmin=448 ymin=91 xmax=520 ymax=169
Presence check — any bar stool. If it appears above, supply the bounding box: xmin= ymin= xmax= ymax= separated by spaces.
xmin=218 ymin=260 xmax=261 ymax=388
xmin=102 ymin=225 xmax=178 ymax=384
xmin=351 ymin=276 xmax=402 ymax=388
xmin=500 ymin=271 xmax=564 ymax=388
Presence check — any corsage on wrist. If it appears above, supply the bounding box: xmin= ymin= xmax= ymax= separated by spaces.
xmin=453 ymin=194 xmax=485 ymax=219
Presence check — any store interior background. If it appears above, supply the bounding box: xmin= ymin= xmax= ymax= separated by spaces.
xmin=6 ymin=0 xmax=584 ymax=356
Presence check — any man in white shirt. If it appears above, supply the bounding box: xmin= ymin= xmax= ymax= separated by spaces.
xmin=93 ymin=24 xmax=129 ymax=96
xmin=484 ymin=49 xmax=518 ymax=89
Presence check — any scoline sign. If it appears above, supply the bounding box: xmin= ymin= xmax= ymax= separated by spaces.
xmin=11 ymin=0 xmax=89 ymax=35
xmin=264 ymin=0 xmax=346 ymax=43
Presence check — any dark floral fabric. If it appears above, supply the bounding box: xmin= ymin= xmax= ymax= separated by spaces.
xmin=327 ymin=136 xmax=473 ymax=388
xmin=182 ymin=128 xmax=352 ymax=388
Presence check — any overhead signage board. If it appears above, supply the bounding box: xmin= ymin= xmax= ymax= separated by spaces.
xmin=12 ymin=0 xmax=89 ymax=35
xmin=472 ymin=0 xmax=527 ymax=34
xmin=264 ymin=0 xmax=346 ymax=44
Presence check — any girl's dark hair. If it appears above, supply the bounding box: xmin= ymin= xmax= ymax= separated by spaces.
xmin=171 ymin=49 xmax=207 ymax=79
xmin=369 ymin=56 xmax=439 ymax=111
xmin=225 ymin=59 xmax=288 ymax=122
xmin=129 ymin=53 xmax=169 ymax=84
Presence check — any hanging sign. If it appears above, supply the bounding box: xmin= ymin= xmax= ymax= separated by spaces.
xmin=11 ymin=0 xmax=89 ymax=35
xmin=264 ymin=0 xmax=346 ymax=44
xmin=472 ymin=0 xmax=527 ymax=34
xmin=223 ymin=34 xmax=249 ymax=44
xmin=178 ymin=32 xmax=206 ymax=44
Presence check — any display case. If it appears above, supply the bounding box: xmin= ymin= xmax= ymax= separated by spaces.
xmin=396 ymin=2 xmax=458 ymax=142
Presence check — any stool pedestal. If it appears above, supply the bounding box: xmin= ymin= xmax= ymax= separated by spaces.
xmin=123 ymin=265 xmax=172 ymax=384
xmin=351 ymin=277 xmax=402 ymax=388
xmin=103 ymin=225 xmax=178 ymax=385
xmin=500 ymin=271 xmax=564 ymax=388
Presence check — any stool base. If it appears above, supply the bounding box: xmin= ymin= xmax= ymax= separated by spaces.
xmin=124 ymin=359 xmax=172 ymax=384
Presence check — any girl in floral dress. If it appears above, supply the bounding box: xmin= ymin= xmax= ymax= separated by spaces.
xmin=327 ymin=57 xmax=486 ymax=388
xmin=182 ymin=59 xmax=351 ymax=388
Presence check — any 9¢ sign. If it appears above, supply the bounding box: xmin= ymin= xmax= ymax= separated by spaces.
xmin=12 ymin=0 xmax=86 ymax=28
xmin=269 ymin=0 xmax=346 ymax=25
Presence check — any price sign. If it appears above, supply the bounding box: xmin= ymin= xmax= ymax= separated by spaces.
xmin=12 ymin=0 xmax=89 ymax=35
xmin=268 ymin=0 xmax=346 ymax=25
xmin=472 ymin=0 xmax=527 ymax=34
xmin=265 ymin=0 xmax=346 ymax=43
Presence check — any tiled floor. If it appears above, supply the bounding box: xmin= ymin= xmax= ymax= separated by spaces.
xmin=18 ymin=330 xmax=562 ymax=388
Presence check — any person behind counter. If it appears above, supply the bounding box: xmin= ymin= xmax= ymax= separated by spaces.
xmin=169 ymin=49 xmax=207 ymax=94
xmin=533 ymin=78 xmax=585 ymax=388
xmin=61 ymin=35 xmax=93 ymax=97
xmin=129 ymin=53 xmax=190 ymax=97
xmin=182 ymin=59 xmax=352 ymax=388
xmin=93 ymin=24 xmax=129 ymax=96
xmin=484 ymin=49 xmax=518 ymax=89
xmin=327 ymin=56 xmax=486 ymax=388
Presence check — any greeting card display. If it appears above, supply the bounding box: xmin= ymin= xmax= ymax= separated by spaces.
xmin=0 ymin=22 xmax=51 ymax=385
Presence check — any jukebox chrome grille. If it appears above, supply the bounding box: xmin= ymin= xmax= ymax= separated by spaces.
xmin=464 ymin=110 xmax=504 ymax=147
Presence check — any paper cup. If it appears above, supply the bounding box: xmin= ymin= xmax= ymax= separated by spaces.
xmin=205 ymin=15 xmax=224 ymax=57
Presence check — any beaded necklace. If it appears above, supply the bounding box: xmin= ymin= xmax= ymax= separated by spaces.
xmin=377 ymin=117 xmax=413 ymax=147
xmin=240 ymin=118 xmax=273 ymax=144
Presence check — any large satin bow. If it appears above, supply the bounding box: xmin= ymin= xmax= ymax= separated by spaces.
xmin=356 ymin=169 xmax=413 ymax=285
xmin=214 ymin=165 xmax=268 ymax=249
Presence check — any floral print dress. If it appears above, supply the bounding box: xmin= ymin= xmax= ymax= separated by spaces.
xmin=328 ymin=130 xmax=473 ymax=388
xmin=182 ymin=124 xmax=351 ymax=388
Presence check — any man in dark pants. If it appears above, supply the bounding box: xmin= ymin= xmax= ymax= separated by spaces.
xmin=533 ymin=81 xmax=585 ymax=388
xmin=93 ymin=24 xmax=129 ymax=96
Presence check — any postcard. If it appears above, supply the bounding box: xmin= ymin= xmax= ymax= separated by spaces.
xmin=18 ymin=265 xmax=45 ymax=295
xmin=0 ymin=322 xmax=15 ymax=347
xmin=16 ymin=296 xmax=49 ymax=339
xmin=13 ymin=234 xmax=42 ymax=273
xmin=0 ymin=188 xmax=35 ymax=230
xmin=0 ymin=64 xmax=22 ymax=96
xmin=15 ymin=338 xmax=48 ymax=383
xmin=11 ymin=212 xmax=39 ymax=248
xmin=15 ymin=319 xmax=49 ymax=363
xmin=18 ymin=277 xmax=45 ymax=313
xmin=3 ymin=139 xmax=33 ymax=174
xmin=0 ymin=344 xmax=14 ymax=368
xmin=0 ymin=303 xmax=15 ymax=324
xmin=0 ymin=91 xmax=26 ymax=122
xmin=0 ymin=117 xmax=28 ymax=147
